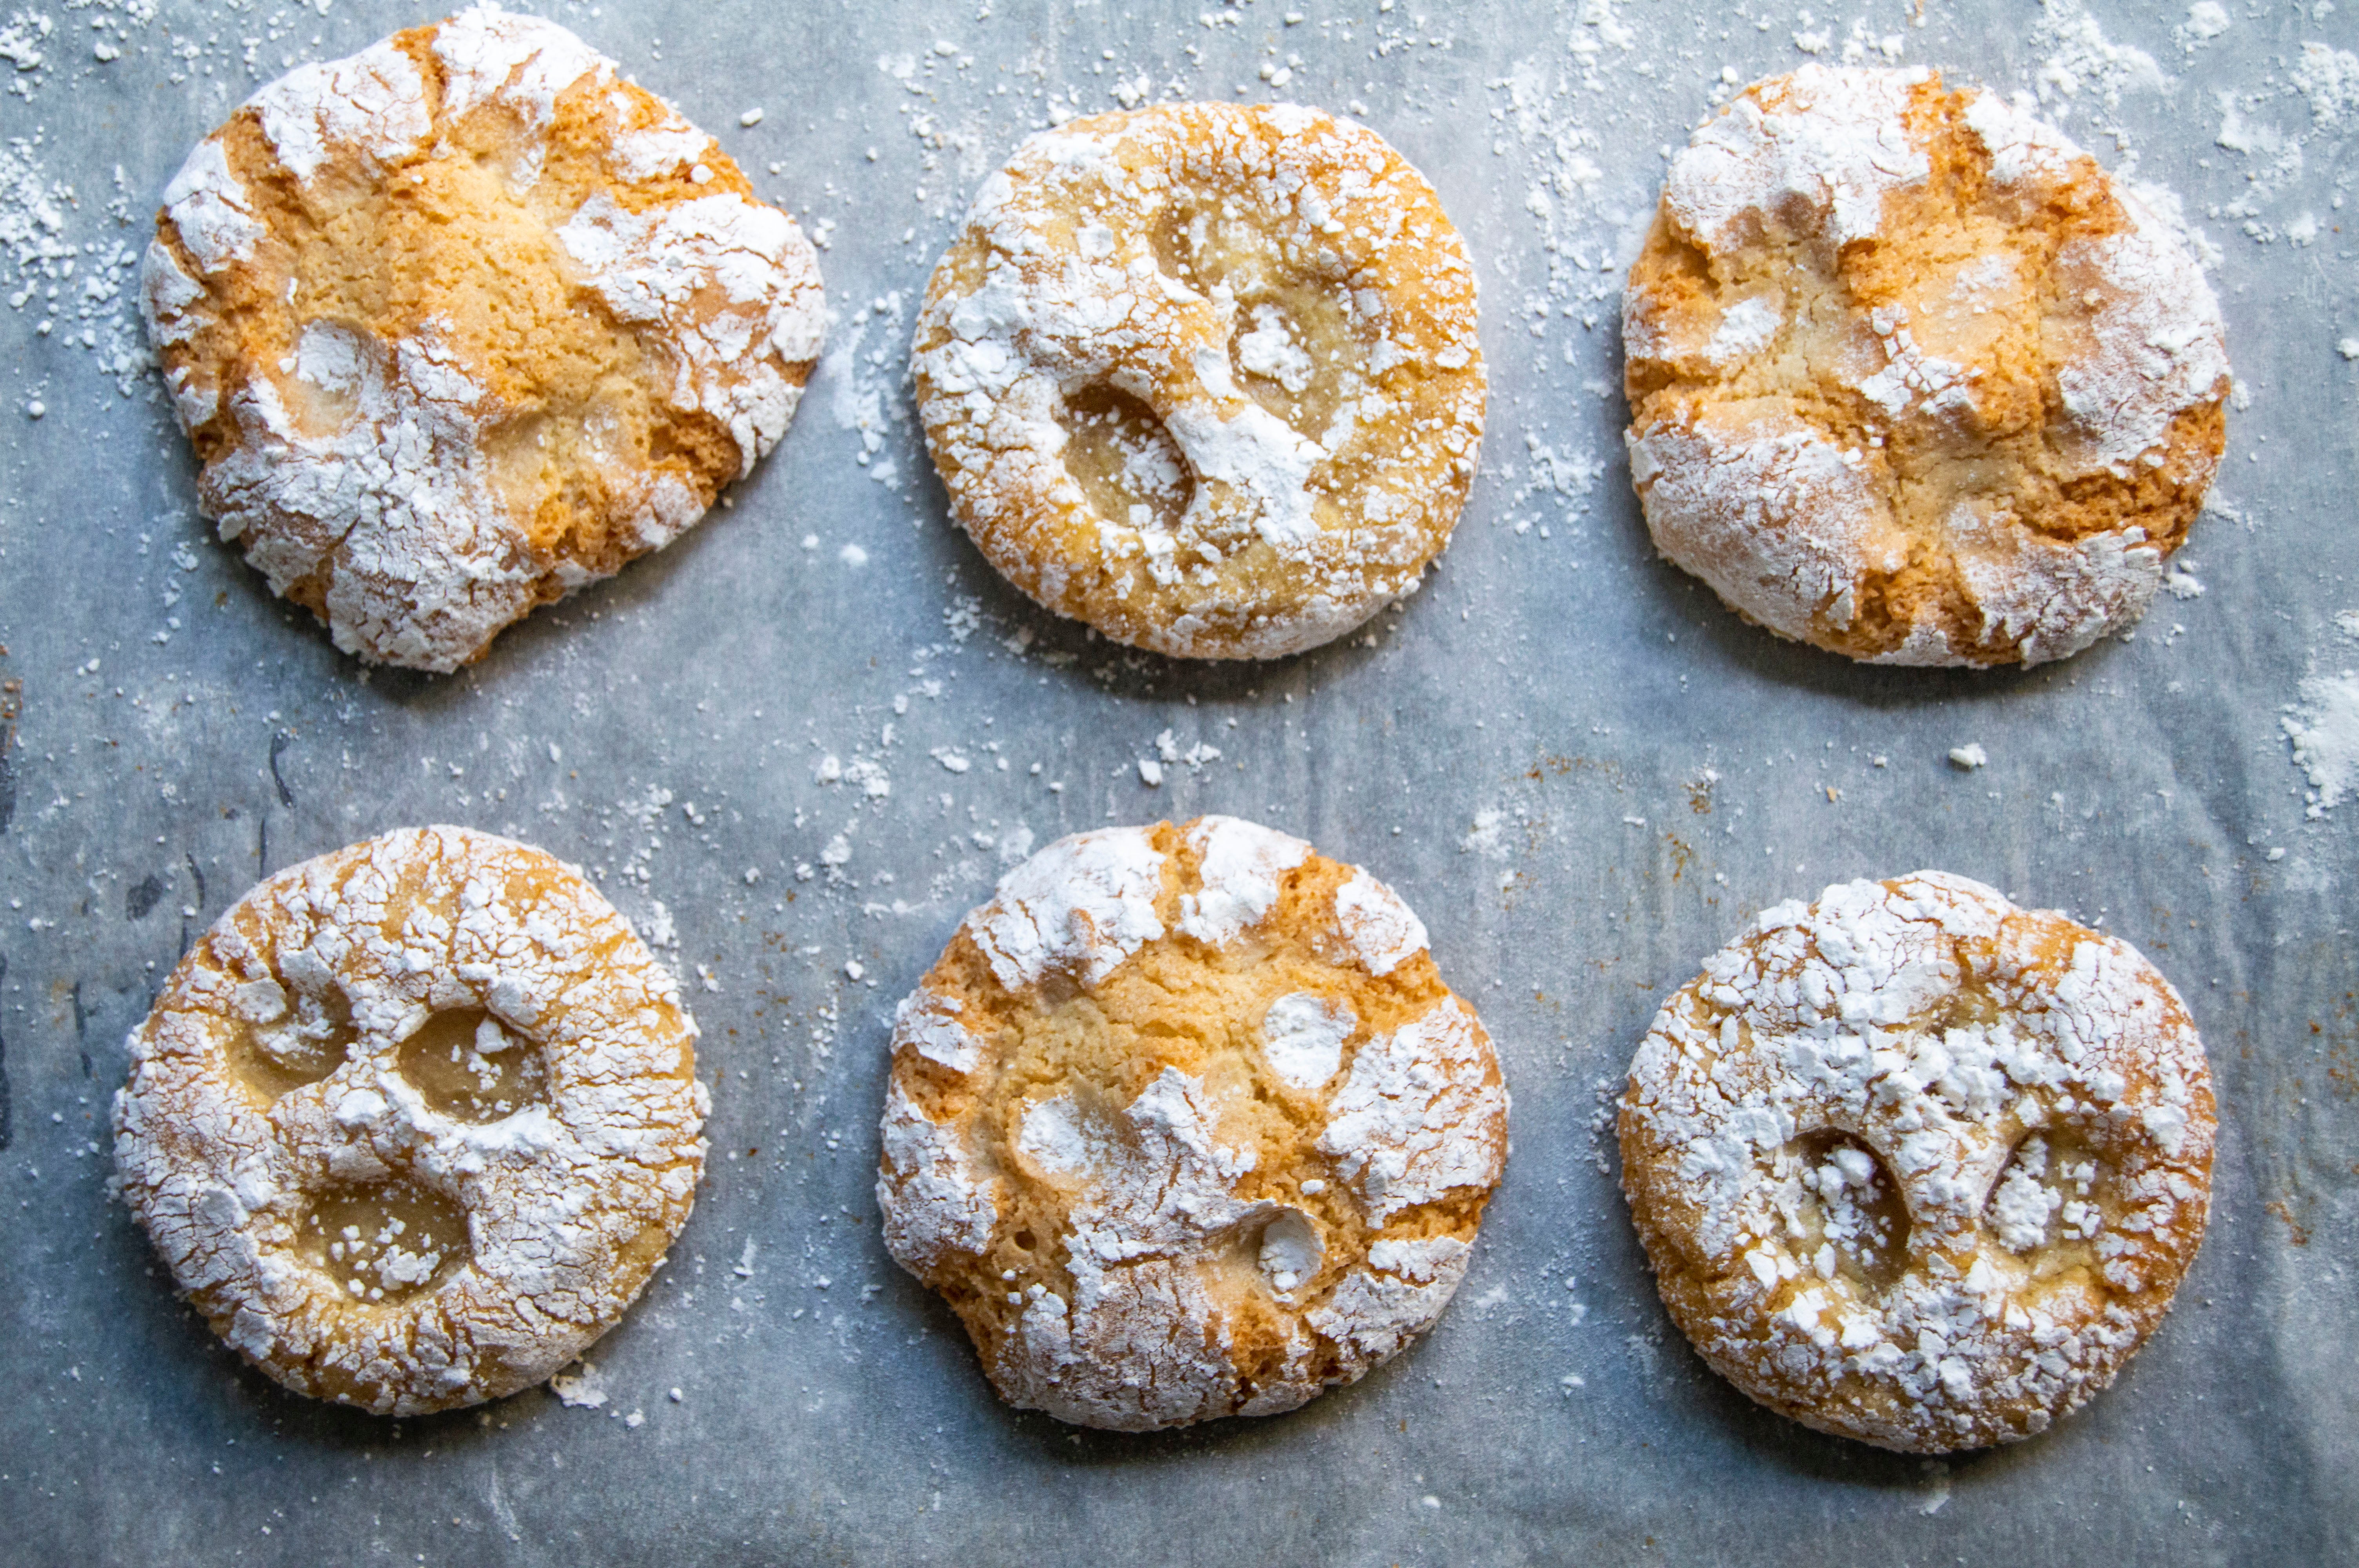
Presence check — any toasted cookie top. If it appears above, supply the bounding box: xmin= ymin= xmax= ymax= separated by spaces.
xmin=143 ymin=5 xmax=825 ymax=671
xmin=914 ymin=103 xmax=1485 ymax=660
xmin=113 ymin=826 xmax=708 ymax=1416
xmin=1624 ymin=67 xmax=2228 ymax=667
xmin=876 ymin=817 xmax=1509 ymax=1430
xmin=1619 ymin=872 xmax=2214 ymax=1452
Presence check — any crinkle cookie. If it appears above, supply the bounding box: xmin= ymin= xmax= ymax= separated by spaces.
xmin=1619 ymin=872 xmax=2214 ymax=1452
xmin=914 ymin=103 xmax=1485 ymax=660
xmin=141 ymin=4 xmax=825 ymax=672
xmin=113 ymin=826 xmax=708 ymax=1415
xmin=876 ymin=817 xmax=1509 ymax=1431
xmin=1623 ymin=67 xmax=2228 ymax=667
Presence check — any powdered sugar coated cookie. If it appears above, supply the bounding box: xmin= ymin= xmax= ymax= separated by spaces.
xmin=113 ymin=826 xmax=708 ymax=1415
xmin=914 ymin=103 xmax=1485 ymax=660
xmin=1623 ymin=68 xmax=2228 ymax=667
xmin=1619 ymin=871 xmax=2214 ymax=1452
xmin=877 ymin=817 xmax=1508 ymax=1430
xmin=142 ymin=5 xmax=825 ymax=671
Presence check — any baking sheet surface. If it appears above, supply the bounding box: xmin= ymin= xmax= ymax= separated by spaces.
xmin=2 ymin=0 xmax=2354 ymax=1561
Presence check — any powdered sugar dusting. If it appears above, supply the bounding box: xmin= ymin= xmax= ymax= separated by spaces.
xmin=1176 ymin=814 xmax=1310 ymax=947
xmin=967 ymin=825 xmax=1168 ymax=991
xmin=1663 ymin=65 xmax=1932 ymax=251
xmin=1333 ymin=869 xmax=1429 ymax=975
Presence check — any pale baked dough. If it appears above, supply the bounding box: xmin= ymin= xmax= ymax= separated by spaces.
xmin=113 ymin=826 xmax=708 ymax=1415
xmin=876 ymin=817 xmax=1510 ymax=1430
xmin=1619 ymin=872 xmax=2214 ymax=1452
xmin=142 ymin=5 xmax=825 ymax=671
xmin=1623 ymin=67 xmax=2228 ymax=666
xmin=914 ymin=103 xmax=1485 ymax=660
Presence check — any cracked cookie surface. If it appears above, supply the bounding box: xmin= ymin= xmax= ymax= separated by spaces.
xmin=876 ymin=817 xmax=1509 ymax=1430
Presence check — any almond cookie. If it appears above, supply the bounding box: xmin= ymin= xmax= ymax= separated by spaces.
xmin=141 ymin=5 xmax=826 ymax=672
xmin=1619 ymin=872 xmax=2214 ymax=1452
xmin=876 ymin=817 xmax=1509 ymax=1430
xmin=113 ymin=826 xmax=708 ymax=1415
xmin=914 ymin=103 xmax=1485 ymax=660
xmin=1623 ymin=67 xmax=2229 ymax=666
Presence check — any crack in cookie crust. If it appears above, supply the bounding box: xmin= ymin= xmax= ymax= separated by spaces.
xmin=142 ymin=5 xmax=826 ymax=671
xmin=1619 ymin=871 xmax=2214 ymax=1452
xmin=876 ymin=817 xmax=1509 ymax=1430
xmin=1623 ymin=67 xmax=2228 ymax=667
xmin=914 ymin=103 xmax=1485 ymax=660
xmin=113 ymin=826 xmax=708 ymax=1415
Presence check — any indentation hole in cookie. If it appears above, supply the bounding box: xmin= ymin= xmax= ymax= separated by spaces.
xmin=1058 ymin=384 xmax=1195 ymax=538
xmin=395 ymin=1007 xmax=551 ymax=1123
xmin=223 ymin=967 xmax=359 ymax=1102
xmin=1254 ymin=1208 xmax=1323 ymax=1295
xmin=1984 ymin=1130 xmax=2106 ymax=1257
xmin=1226 ymin=288 xmax=1354 ymax=447
xmin=1789 ymin=1131 xmax=1911 ymax=1294
xmin=296 ymin=1178 xmax=471 ymax=1307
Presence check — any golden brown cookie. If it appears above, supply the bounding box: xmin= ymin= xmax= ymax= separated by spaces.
xmin=1619 ymin=872 xmax=2214 ymax=1452
xmin=1623 ymin=67 xmax=2228 ymax=666
xmin=914 ymin=103 xmax=1485 ymax=660
xmin=113 ymin=826 xmax=708 ymax=1415
xmin=876 ymin=817 xmax=1509 ymax=1430
xmin=141 ymin=5 xmax=826 ymax=671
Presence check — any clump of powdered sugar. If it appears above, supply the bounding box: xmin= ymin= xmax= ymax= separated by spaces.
xmin=2284 ymin=670 xmax=2359 ymax=819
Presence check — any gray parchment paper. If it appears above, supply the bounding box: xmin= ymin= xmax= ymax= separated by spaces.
xmin=2 ymin=0 xmax=2354 ymax=1562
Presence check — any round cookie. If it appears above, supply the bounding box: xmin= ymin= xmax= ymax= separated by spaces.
xmin=1623 ymin=67 xmax=2229 ymax=667
xmin=113 ymin=826 xmax=709 ymax=1415
xmin=1618 ymin=872 xmax=2214 ymax=1452
xmin=141 ymin=5 xmax=826 ymax=672
xmin=913 ymin=103 xmax=1485 ymax=660
xmin=876 ymin=817 xmax=1509 ymax=1430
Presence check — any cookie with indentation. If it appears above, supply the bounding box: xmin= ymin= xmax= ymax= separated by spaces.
xmin=876 ymin=817 xmax=1509 ymax=1430
xmin=113 ymin=826 xmax=708 ymax=1415
xmin=913 ymin=102 xmax=1486 ymax=660
xmin=1623 ymin=67 xmax=2228 ymax=666
xmin=1618 ymin=871 xmax=2214 ymax=1452
xmin=141 ymin=4 xmax=825 ymax=672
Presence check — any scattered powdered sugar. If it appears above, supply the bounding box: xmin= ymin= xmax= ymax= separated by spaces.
xmin=2029 ymin=0 xmax=2168 ymax=121
xmin=2292 ymin=43 xmax=2359 ymax=130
